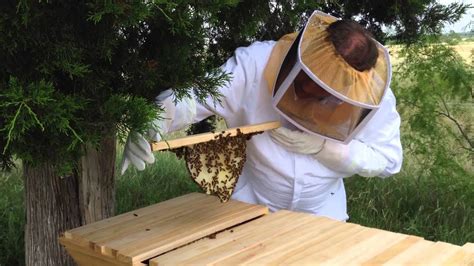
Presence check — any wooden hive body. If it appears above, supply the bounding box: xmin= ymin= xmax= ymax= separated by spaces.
xmin=60 ymin=192 xmax=474 ymax=265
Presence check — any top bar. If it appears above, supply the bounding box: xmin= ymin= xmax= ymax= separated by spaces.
xmin=151 ymin=121 xmax=281 ymax=151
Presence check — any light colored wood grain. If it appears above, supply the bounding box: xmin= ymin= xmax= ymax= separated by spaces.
xmin=77 ymin=193 xmax=214 ymax=254
xmin=405 ymin=241 xmax=463 ymax=264
xmin=216 ymin=219 xmax=366 ymax=265
xmin=317 ymin=230 xmax=410 ymax=265
xmin=87 ymin=195 xmax=213 ymax=246
xmin=152 ymin=211 xmax=366 ymax=265
xmin=461 ymin=243 xmax=474 ymax=265
xmin=463 ymin=243 xmax=474 ymax=254
xmin=383 ymin=240 xmax=435 ymax=265
xmin=150 ymin=211 xmax=330 ymax=266
xmin=361 ymin=235 xmax=423 ymax=265
xmin=60 ymin=237 xmax=143 ymax=266
xmin=152 ymin=209 xmax=472 ymax=266
xmin=68 ymin=193 xmax=205 ymax=240
xmin=115 ymin=204 xmax=267 ymax=264
xmin=61 ymin=193 xmax=267 ymax=265
xmin=441 ymin=249 xmax=472 ymax=265
xmin=62 ymin=193 xmax=474 ymax=266
xmin=151 ymin=121 xmax=281 ymax=151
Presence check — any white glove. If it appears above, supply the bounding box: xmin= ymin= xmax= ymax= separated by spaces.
xmin=120 ymin=89 xmax=174 ymax=175
xmin=270 ymin=127 xmax=388 ymax=177
xmin=120 ymin=132 xmax=155 ymax=175
xmin=270 ymin=127 xmax=326 ymax=154
xmin=121 ymin=89 xmax=198 ymax=174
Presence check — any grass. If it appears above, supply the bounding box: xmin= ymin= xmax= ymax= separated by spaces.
xmin=116 ymin=151 xmax=199 ymax=214
xmin=0 ymin=169 xmax=24 ymax=266
xmin=346 ymin=173 xmax=474 ymax=245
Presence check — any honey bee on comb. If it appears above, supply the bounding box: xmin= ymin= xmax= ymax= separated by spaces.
xmin=151 ymin=121 xmax=281 ymax=202
xmin=173 ymin=130 xmax=262 ymax=202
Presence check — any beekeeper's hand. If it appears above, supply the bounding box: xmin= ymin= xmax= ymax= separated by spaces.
xmin=270 ymin=127 xmax=389 ymax=177
xmin=270 ymin=127 xmax=326 ymax=154
xmin=120 ymin=89 xmax=174 ymax=175
xmin=120 ymin=132 xmax=156 ymax=175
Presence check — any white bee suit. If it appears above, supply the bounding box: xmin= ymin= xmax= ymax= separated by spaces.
xmin=164 ymin=40 xmax=403 ymax=221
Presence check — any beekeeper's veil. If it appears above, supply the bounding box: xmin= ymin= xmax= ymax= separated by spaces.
xmin=271 ymin=11 xmax=391 ymax=143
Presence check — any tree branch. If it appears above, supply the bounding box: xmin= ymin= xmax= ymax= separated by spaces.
xmin=437 ymin=97 xmax=473 ymax=150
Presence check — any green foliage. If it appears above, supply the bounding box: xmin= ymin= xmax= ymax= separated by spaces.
xmin=393 ymin=36 xmax=473 ymax=175
xmin=103 ymin=95 xmax=158 ymax=143
xmin=345 ymin=33 xmax=474 ymax=245
xmin=0 ymin=1 xmax=239 ymax=172
xmin=346 ymin=172 xmax=474 ymax=244
xmin=0 ymin=169 xmax=24 ymax=266
xmin=115 ymin=151 xmax=199 ymax=214
xmin=0 ymin=77 xmax=85 ymax=172
xmin=205 ymin=1 xmax=316 ymax=66
xmin=1 ymin=0 xmax=468 ymax=171
xmin=332 ymin=0 xmax=471 ymax=43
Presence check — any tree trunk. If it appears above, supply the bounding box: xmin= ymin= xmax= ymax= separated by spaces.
xmin=24 ymin=164 xmax=81 ymax=266
xmin=24 ymin=136 xmax=116 ymax=266
xmin=79 ymin=136 xmax=116 ymax=224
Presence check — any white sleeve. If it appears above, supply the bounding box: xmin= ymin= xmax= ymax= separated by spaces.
xmin=315 ymin=89 xmax=403 ymax=178
xmin=164 ymin=45 xmax=257 ymax=132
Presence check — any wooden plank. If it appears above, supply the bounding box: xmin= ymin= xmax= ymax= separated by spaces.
xmin=69 ymin=193 xmax=214 ymax=254
xmin=85 ymin=195 xmax=214 ymax=246
xmin=204 ymin=214 xmax=343 ymax=264
xmin=153 ymin=212 xmax=384 ymax=265
xmin=62 ymin=192 xmax=473 ymax=266
xmin=115 ymin=204 xmax=267 ymax=264
xmin=383 ymin=240 xmax=435 ymax=265
xmin=463 ymin=243 xmax=474 ymax=254
xmin=461 ymin=243 xmax=474 ymax=266
xmin=150 ymin=211 xmax=340 ymax=266
xmin=245 ymin=223 xmax=380 ymax=265
xmin=67 ymin=193 xmax=205 ymax=240
xmin=62 ymin=193 xmax=267 ymax=264
xmin=361 ymin=235 xmax=424 ymax=265
xmin=441 ymin=249 xmax=473 ymax=265
xmin=149 ymin=211 xmax=297 ymax=265
xmin=216 ymin=219 xmax=366 ymax=265
xmin=318 ymin=230 xmax=410 ymax=265
xmin=151 ymin=121 xmax=281 ymax=151
xmin=60 ymin=237 xmax=138 ymax=266
xmin=151 ymin=209 xmax=474 ymax=266
xmin=384 ymin=240 xmax=464 ymax=265
xmin=404 ymin=241 xmax=464 ymax=264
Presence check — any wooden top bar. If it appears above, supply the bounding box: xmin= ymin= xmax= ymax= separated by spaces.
xmin=150 ymin=210 xmax=474 ymax=266
xmin=151 ymin=121 xmax=281 ymax=151
xmin=60 ymin=193 xmax=474 ymax=265
xmin=59 ymin=193 xmax=268 ymax=265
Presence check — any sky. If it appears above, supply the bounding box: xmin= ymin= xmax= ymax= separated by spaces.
xmin=437 ymin=0 xmax=473 ymax=32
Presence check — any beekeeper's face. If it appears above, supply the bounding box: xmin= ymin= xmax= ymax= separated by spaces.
xmin=294 ymin=71 xmax=332 ymax=100
xmin=271 ymin=10 xmax=391 ymax=143
xmin=293 ymin=72 xmax=344 ymax=109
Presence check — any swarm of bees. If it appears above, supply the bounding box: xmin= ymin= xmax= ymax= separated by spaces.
xmin=172 ymin=129 xmax=262 ymax=202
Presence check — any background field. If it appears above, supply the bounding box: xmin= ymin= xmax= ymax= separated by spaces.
xmin=0 ymin=41 xmax=472 ymax=266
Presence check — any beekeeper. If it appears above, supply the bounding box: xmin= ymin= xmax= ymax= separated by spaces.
xmin=121 ymin=11 xmax=403 ymax=221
